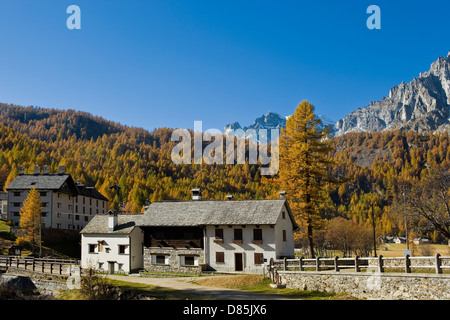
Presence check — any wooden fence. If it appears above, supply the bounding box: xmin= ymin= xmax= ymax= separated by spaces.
xmin=269 ymin=254 xmax=450 ymax=281
xmin=0 ymin=256 xmax=80 ymax=277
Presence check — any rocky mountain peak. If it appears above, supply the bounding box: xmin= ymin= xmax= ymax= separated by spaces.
xmin=335 ymin=52 xmax=450 ymax=136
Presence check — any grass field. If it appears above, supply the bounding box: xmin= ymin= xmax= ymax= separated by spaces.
xmin=377 ymin=243 xmax=450 ymax=257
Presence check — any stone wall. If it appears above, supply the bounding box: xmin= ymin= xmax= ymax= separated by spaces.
xmin=143 ymin=247 xmax=206 ymax=274
xmin=279 ymin=271 xmax=450 ymax=300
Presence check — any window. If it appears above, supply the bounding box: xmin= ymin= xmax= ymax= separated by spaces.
xmin=233 ymin=229 xmax=243 ymax=244
xmin=253 ymin=229 xmax=263 ymax=244
xmin=155 ymin=255 xmax=167 ymax=264
xmin=282 ymin=230 xmax=287 ymax=242
xmin=41 ymin=202 xmax=47 ymax=208
xmin=75 ymin=215 xmax=79 ymax=221
xmin=88 ymin=244 xmax=97 ymax=253
xmin=118 ymin=245 xmax=129 ymax=254
xmin=13 ymin=192 xmax=21 ymax=197
xmin=216 ymin=252 xmax=225 ymax=263
xmin=214 ymin=228 xmax=224 ymax=243
xmin=84 ymin=216 xmax=89 ymax=222
xmin=13 ymin=203 xmax=20 ymax=207
xmin=39 ymin=192 xmax=47 ymax=197
xmin=282 ymin=211 xmax=286 ymax=219
xmin=183 ymin=256 xmax=195 ymax=266
xmin=254 ymin=253 xmax=264 ymax=265
xmin=57 ymin=203 xmax=61 ymax=209
xmin=13 ymin=212 xmax=20 ymax=217
xmin=41 ymin=212 xmax=47 ymax=217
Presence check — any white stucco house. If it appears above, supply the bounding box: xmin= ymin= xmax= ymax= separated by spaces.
xmin=80 ymin=211 xmax=144 ymax=274
xmin=80 ymin=190 xmax=298 ymax=274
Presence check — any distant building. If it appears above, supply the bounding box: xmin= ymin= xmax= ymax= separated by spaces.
xmin=0 ymin=192 xmax=7 ymax=220
xmin=6 ymin=165 xmax=108 ymax=230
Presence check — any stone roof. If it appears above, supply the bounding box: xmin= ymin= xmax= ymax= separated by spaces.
xmin=6 ymin=174 xmax=108 ymax=201
xmin=80 ymin=214 xmax=143 ymax=235
xmin=137 ymin=199 xmax=298 ymax=229
xmin=6 ymin=174 xmax=72 ymax=191
xmin=77 ymin=185 xmax=109 ymax=202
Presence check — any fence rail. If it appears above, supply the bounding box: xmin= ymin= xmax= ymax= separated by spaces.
xmin=269 ymin=253 xmax=450 ymax=281
xmin=0 ymin=255 xmax=80 ymax=277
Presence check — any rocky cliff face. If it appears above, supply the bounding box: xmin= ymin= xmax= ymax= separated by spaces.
xmin=335 ymin=52 xmax=450 ymax=136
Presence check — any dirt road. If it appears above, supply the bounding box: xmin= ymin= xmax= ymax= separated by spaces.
xmin=106 ymin=274 xmax=300 ymax=300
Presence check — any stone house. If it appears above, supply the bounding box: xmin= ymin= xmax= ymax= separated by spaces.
xmin=6 ymin=165 xmax=108 ymax=230
xmin=80 ymin=189 xmax=298 ymax=274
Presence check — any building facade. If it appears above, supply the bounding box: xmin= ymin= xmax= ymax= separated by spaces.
xmin=80 ymin=190 xmax=298 ymax=275
xmin=6 ymin=165 xmax=108 ymax=230
xmin=80 ymin=211 xmax=144 ymax=274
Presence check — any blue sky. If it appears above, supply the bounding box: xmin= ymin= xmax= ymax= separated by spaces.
xmin=0 ymin=1 xmax=449 ymax=132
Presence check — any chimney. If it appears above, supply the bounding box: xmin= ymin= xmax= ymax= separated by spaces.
xmin=43 ymin=165 xmax=49 ymax=175
xmin=226 ymin=195 xmax=233 ymax=200
xmin=191 ymin=188 xmax=201 ymax=201
xmin=34 ymin=165 xmax=40 ymax=175
xmin=58 ymin=165 xmax=65 ymax=175
xmin=18 ymin=165 xmax=25 ymax=175
xmin=108 ymin=210 xmax=119 ymax=232
xmin=279 ymin=191 xmax=286 ymax=200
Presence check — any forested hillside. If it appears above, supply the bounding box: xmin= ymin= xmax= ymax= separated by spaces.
xmin=0 ymin=103 xmax=449 ymax=243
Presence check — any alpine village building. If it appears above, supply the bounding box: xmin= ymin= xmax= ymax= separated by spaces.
xmin=80 ymin=189 xmax=298 ymax=274
xmin=6 ymin=165 xmax=108 ymax=230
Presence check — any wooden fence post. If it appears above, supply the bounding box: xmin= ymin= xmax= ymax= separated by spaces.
xmin=316 ymin=256 xmax=320 ymax=271
xmin=284 ymin=257 xmax=287 ymax=271
xmin=299 ymin=256 xmax=303 ymax=271
xmin=269 ymin=258 xmax=274 ymax=281
xmin=405 ymin=254 xmax=411 ymax=273
xmin=378 ymin=255 xmax=384 ymax=273
xmin=436 ymin=253 xmax=442 ymax=274
xmin=354 ymin=255 xmax=360 ymax=272
xmin=334 ymin=256 xmax=339 ymax=272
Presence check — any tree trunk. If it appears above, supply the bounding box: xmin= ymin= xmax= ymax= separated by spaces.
xmin=307 ymin=219 xmax=315 ymax=258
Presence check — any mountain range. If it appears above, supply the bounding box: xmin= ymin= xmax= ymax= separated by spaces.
xmin=225 ymin=51 xmax=450 ymax=138
xmin=224 ymin=112 xmax=335 ymax=141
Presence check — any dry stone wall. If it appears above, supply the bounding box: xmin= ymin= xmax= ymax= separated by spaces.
xmin=279 ymin=271 xmax=450 ymax=300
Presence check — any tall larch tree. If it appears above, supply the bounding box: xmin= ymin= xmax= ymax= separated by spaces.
xmin=277 ymin=101 xmax=334 ymax=258
xmin=17 ymin=187 xmax=42 ymax=254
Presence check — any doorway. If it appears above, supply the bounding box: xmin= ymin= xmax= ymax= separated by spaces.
xmin=108 ymin=261 xmax=115 ymax=274
xmin=234 ymin=253 xmax=243 ymax=271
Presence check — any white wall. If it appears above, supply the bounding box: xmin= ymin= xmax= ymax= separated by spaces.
xmin=81 ymin=227 xmax=144 ymax=274
xmin=274 ymin=206 xmax=295 ymax=258
xmin=205 ymin=225 xmax=276 ymax=274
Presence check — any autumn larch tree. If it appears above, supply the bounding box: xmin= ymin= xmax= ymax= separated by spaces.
xmin=17 ymin=187 xmax=42 ymax=255
xmin=278 ymin=101 xmax=334 ymax=258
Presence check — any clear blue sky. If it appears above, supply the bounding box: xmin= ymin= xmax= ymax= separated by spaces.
xmin=0 ymin=0 xmax=449 ymax=132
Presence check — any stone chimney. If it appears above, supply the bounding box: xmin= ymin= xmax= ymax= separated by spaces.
xmin=18 ymin=165 xmax=25 ymax=175
xmin=34 ymin=165 xmax=40 ymax=175
xmin=279 ymin=191 xmax=286 ymax=200
xmin=58 ymin=165 xmax=65 ymax=175
xmin=43 ymin=165 xmax=49 ymax=175
xmin=191 ymin=188 xmax=201 ymax=201
xmin=108 ymin=210 xmax=119 ymax=232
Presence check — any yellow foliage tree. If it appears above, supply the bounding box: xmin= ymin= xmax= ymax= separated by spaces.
xmin=17 ymin=187 xmax=42 ymax=254
xmin=278 ymin=101 xmax=334 ymax=258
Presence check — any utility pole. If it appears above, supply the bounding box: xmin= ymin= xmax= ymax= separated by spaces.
xmin=371 ymin=203 xmax=377 ymax=257
xmin=403 ymin=185 xmax=409 ymax=251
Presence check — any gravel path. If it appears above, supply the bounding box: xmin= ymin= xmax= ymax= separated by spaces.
xmin=106 ymin=274 xmax=300 ymax=300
